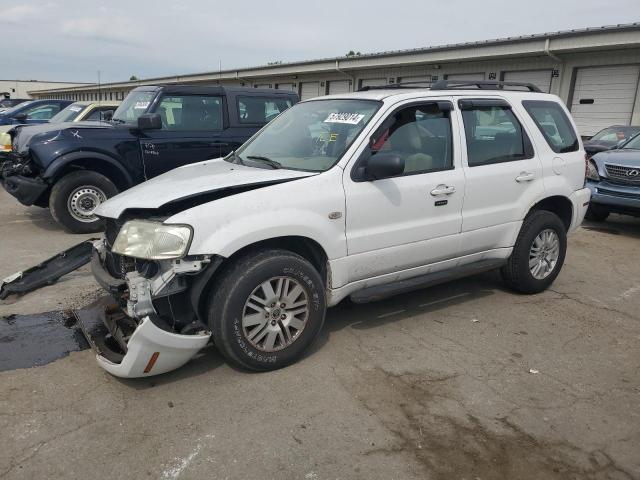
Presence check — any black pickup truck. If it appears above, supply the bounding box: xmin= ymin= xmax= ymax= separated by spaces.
xmin=1 ymin=85 xmax=298 ymax=233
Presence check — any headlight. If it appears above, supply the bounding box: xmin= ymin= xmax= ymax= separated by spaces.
xmin=586 ymin=160 xmax=600 ymax=181
xmin=112 ymin=220 xmax=192 ymax=260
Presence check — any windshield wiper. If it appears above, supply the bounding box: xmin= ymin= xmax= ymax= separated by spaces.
xmin=111 ymin=118 xmax=126 ymax=124
xmin=246 ymin=155 xmax=282 ymax=169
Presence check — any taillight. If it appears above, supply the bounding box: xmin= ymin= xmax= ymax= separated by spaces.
xmin=584 ymin=153 xmax=588 ymax=187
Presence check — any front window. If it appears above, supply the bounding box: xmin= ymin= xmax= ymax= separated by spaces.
xmin=50 ymin=103 xmax=85 ymax=123
xmin=234 ymin=99 xmax=380 ymax=172
xmin=112 ymin=91 xmax=156 ymax=123
xmin=23 ymin=103 xmax=62 ymax=120
xmin=156 ymin=95 xmax=223 ymax=130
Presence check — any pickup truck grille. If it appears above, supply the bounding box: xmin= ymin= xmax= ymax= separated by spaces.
xmin=605 ymin=164 xmax=640 ymax=185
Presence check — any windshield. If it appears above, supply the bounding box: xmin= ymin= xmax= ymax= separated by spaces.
xmin=591 ymin=126 xmax=640 ymax=143
xmin=2 ymin=101 xmax=34 ymax=116
xmin=50 ymin=103 xmax=85 ymax=123
xmin=622 ymin=134 xmax=640 ymax=150
xmin=233 ymin=99 xmax=381 ymax=172
xmin=112 ymin=91 xmax=156 ymax=123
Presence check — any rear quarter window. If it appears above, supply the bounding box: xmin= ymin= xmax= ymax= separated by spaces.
xmin=522 ymin=100 xmax=579 ymax=153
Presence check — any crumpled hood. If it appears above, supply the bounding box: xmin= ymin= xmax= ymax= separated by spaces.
xmin=592 ymin=149 xmax=640 ymax=169
xmin=12 ymin=121 xmax=112 ymax=154
xmin=96 ymin=158 xmax=317 ymax=219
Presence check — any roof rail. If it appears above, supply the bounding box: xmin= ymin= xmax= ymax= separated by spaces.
xmin=358 ymin=81 xmax=433 ymax=92
xmin=430 ymin=80 xmax=542 ymax=92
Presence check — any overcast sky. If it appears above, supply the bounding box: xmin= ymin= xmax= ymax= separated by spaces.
xmin=3 ymin=0 xmax=639 ymax=83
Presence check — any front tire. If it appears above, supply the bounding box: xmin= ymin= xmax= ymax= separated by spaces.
xmin=208 ymin=249 xmax=326 ymax=371
xmin=501 ymin=210 xmax=567 ymax=294
xmin=49 ymin=171 xmax=118 ymax=234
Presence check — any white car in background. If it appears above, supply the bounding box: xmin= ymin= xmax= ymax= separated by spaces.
xmin=85 ymin=80 xmax=590 ymax=378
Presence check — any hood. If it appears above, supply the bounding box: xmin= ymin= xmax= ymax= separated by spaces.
xmin=96 ymin=158 xmax=317 ymax=219
xmin=592 ymin=149 xmax=640 ymax=168
xmin=583 ymin=141 xmax=616 ymax=154
xmin=12 ymin=121 xmax=113 ymax=154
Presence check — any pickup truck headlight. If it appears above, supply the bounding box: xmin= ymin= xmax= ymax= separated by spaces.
xmin=112 ymin=220 xmax=192 ymax=260
xmin=586 ymin=160 xmax=600 ymax=181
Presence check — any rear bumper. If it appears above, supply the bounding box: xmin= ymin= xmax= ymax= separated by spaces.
xmin=569 ymin=187 xmax=591 ymax=232
xmin=587 ymin=180 xmax=640 ymax=213
xmin=1 ymin=174 xmax=47 ymax=206
xmin=80 ymin=245 xmax=211 ymax=378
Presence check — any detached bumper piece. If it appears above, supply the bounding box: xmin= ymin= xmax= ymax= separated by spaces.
xmin=0 ymin=240 xmax=95 ymax=299
xmin=74 ymin=296 xmax=210 ymax=378
xmin=1 ymin=174 xmax=47 ymax=206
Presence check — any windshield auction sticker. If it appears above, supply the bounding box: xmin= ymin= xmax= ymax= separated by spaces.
xmin=134 ymin=101 xmax=150 ymax=110
xmin=324 ymin=113 xmax=365 ymax=124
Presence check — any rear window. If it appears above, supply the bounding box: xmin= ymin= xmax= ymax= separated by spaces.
xmin=522 ymin=100 xmax=579 ymax=153
xmin=237 ymin=96 xmax=293 ymax=124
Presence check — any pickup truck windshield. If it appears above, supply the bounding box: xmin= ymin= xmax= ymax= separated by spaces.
xmin=234 ymin=99 xmax=381 ymax=172
xmin=112 ymin=91 xmax=156 ymax=123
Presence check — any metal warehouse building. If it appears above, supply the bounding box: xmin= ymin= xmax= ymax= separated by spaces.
xmin=30 ymin=23 xmax=640 ymax=136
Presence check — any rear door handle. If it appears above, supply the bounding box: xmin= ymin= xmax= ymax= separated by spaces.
xmin=515 ymin=172 xmax=535 ymax=182
xmin=430 ymin=185 xmax=456 ymax=196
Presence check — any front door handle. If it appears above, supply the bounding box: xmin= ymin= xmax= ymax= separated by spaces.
xmin=430 ymin=184 xmax=456 ymax=196
xmin=515 ymin=171 xmax=535 ymax=182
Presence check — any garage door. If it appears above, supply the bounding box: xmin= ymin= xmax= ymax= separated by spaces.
xmin=446 ymin=73 xmax=485 ymax=81
xmin=360 ymin=78 xmax=387 ymax=89
xmin=400 ymin=75 xmax=432 ymax=86
xmin=254 ymin=83 xmax=272 ymax=89
xmin=570 ymin=65 xmax=640 ymax=136
xmin=328 ymin=80 xmax=351 ymax=95
xmin=300 ymin=82 xmax=321 ymax=100
xmin=503 ymin=70 xmax=552 ymax=93
xmin=276 ymin=83 xmax=296 ymax=91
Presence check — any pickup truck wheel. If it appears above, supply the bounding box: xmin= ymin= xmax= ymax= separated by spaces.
xmin=584 ymin=204 xmax=609 ymax=222
xmin=501 ymin=210 xmax=567 ymax=294
xmin=49 ymin=171 xmax=118 ymax=234
xmin=208 ymin=249 xmax=326 ymax=371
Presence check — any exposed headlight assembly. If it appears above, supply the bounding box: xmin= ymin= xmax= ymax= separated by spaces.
xmin=586 ymin=160 xmax=600 ymax=181
xmin=112 ymin=220 xmax=192 ymax=260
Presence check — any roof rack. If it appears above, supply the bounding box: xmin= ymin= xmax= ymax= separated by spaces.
xmin=430 ymin=80 xmax=542 ymax=92
xmin=357 ymin=80 xmax=542 ymax=93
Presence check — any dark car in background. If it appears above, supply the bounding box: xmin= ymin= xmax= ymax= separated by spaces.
xmin=1 ymin=85 xmax=297 ymax=233
xmin=0 ymin=99 xmax=72 ymax=126
xmin=583 ymin=125 xmax=640 ymax=158
xmin=586 ymin=132 xmax=640 ymax=221
xmin=0 ymin=98 xmax=30 ymax=112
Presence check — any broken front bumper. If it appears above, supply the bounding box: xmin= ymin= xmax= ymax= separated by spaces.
xmin=76 ymin=243 xmax=212 ymax=378
xmin=1 ymin=174 xmax=47 ymax=206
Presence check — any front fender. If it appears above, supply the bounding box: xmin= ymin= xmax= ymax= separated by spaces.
xmin=43 ymin=151 xmax=134 ymax=187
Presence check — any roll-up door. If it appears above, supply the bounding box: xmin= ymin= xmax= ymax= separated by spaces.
xmin=328 ymin=80 xmax=351 ymax=95
xmin=399 ymin=75 xmax=432 ymax=86
xmin=446 ymin=73 xmax=485 ymax=81
xmin=570 ymin=65 xmax=640 ymax=136
xmin=276 ymin=83 xmax=296 ymax=91
xmin=503 ymin=70 xmax=552 ymax=93
xmin=254 ymin=83 xmax=272 ymax=89
xmin=300 ymin=82 xmax=321 ymax=100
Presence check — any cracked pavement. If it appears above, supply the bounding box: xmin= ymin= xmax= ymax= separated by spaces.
xmin=1 ymin=189 xmax=639 ymax=480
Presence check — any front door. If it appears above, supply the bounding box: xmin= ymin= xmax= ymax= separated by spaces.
xmin=343 ymin=100 xmax=464 ymax=283
xmin=456 ymin=98 xmax=544 ymax=255
xmin=140 ymin=94 xmax=226 ymax=179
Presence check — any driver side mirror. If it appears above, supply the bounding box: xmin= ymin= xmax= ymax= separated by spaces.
xmin=137 ymin=113 xmax=162 ymax=130
xmin=366 ymin=153 xmax=404 ymax=181
xmin=14 ymin=113 xmax=27 ymax=122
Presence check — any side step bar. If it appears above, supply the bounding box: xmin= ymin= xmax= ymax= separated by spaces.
xmin=350 ymin=259 xmax=506 ymax=304
xmin=0 ymin=240 xmax=96 ymax=299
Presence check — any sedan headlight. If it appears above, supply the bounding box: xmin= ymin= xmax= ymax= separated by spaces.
xmin=112 ymin=220 xmax=192 ymax=260
xmin=586 ymin=160 xmax=600 ymax=181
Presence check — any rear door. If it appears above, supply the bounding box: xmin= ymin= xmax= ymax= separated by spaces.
xmin=140 ymin=93 xmax=226 ymax=178
xmin=457 ymin=97 xmax=544 ymax=255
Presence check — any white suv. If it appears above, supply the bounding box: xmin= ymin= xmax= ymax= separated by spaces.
xmin=87 ymin=81 xmax=591 ymax=378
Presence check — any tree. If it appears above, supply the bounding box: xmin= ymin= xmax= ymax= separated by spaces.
xmin=345 ymin=50 xmax=362 ymax=57
xmin=129 ymin=75 xmax=138 ymax=81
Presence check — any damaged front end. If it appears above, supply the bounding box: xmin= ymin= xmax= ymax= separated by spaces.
xmin=78 ymin=234 xmax=215 ymax=378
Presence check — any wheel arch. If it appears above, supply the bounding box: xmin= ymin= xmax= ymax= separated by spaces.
xmin=44 ymin=152 xmax=134 ymax=192
xmin=528 ymin=195 xmax=573 ymax=231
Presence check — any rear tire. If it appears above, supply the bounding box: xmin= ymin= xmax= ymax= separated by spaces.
xmin=208 ymin=249 xmax=326 ymax=371
xmin=584 ymin=204 xmax=609 ymax=222
xmin=49 ymin=171 xmax=118 ymax=234
xmin=501 ymin=210 xmax=567 ymax=294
